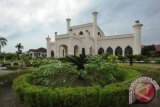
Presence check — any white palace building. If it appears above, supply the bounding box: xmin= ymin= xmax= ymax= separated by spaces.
xmin=46 ymin=11 xmax=143 ymax=58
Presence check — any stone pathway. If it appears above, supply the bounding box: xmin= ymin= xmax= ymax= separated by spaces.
xmin=0 ymin=87 xmax=29 ymax=107
xmin=0 ymin=70 xmax=13 ymax=74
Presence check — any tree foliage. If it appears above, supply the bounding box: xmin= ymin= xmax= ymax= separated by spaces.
xmin=141 ymin=45 xmax=156 ymax=56
xmin=0 ymin=37 xmax=7 ymax=53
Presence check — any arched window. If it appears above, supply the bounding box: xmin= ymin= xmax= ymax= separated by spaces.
xmin=98 ymin=47 xmax=104 ymax=55
xmin=115 ymin=47 xmax=122 ymax=55
xmin=63 ymin=49 xmax=65 ymax=57
xmin=125 ymin=46 xmax=133 ymax=55
xmin=29 ymin=53 xmax=32 ymax=58
xmin=82 ymin=48 xmax=85 ymax=55
xmin=79 ymin=31 xmax=83 ymax=35
xmin=89 ymin=47 xmax=92 ymax=55
xmin=74 ymin=45 xmax=79 ymax=56
xmin=106 ymin=47 xmax=113 ymax=55
xmin=51 ymin=50 xmax=54 ymax=57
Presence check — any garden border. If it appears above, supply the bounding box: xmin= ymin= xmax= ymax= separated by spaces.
xmin=13 ymin=68 xmax=141 ymax=107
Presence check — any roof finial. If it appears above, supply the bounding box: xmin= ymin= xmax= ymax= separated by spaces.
xmin=135 ymin=20 xmax=140 ymax=23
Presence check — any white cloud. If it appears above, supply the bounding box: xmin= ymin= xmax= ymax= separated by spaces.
xmin=0 ymin=0 xmax=91 ymax=52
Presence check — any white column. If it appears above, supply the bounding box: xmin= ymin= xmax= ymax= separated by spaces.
xmin=85 ymin=32 xmax=89 ymax=55
xmin=54 ymin=32 xmax=59 ymax=58
xmin=122 ymin=50 xmax=125 ymax=57
xmin=133 ymin=20 xmax=143 ymax=55
xmin=46 ymin=36 xmax=51 ymax=58
xmin=68 ymin=29 xmax=73 ymax=55
xmin=66 ymin=18 xmax=71 ymax=34
xmin=92 ymin=11 xmax=98 ymax=55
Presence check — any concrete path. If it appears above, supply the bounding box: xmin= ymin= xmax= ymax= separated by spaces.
xmin=0 ymin=87 xmax=29 ymax=107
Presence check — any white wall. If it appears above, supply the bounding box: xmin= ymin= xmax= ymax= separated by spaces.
xmin=98 ymin=34 xmax=134 ymax=56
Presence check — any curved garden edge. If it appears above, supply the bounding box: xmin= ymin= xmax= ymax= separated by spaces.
xmin=13 ymin=69 xmax=141 ymax=107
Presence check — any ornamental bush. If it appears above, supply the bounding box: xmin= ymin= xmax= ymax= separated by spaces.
xmin=31 ymin=56 xmax=126 ymax=88
xmin=31 ymin=60 xmax=77 ymax=87
xmin=85 ymin=55 xmax=125 ymax=86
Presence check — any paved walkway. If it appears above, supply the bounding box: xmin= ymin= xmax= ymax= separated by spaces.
xmin=0 ymin=70 xmax=13 ymax=75
xmin=0 ymin=87 xmax=29 ymax=107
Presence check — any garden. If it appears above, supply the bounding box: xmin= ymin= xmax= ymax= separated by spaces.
xmin=0 ymin=54 xmax=160 ymax=107
xmin=11 ymin=55 xmax=143 ymax=107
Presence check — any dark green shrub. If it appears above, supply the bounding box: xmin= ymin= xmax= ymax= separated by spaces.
xmin=0 ymin=61 xmax=10 ymax=67
xmin=6 ymin=53 xmax=17 ymax=60
xmin=134 ymin=55 xmax=145 ymax=61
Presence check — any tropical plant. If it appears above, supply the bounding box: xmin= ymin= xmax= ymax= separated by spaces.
xmin=15 ymin=43 xmax=23 ymax=59
xmin=0 ymin=37 xmax=7 ymax=53
xmin=126 ymin=54 xmax=135 ymax=66
xmin=61 ymin=55 xmax=87 ymax=70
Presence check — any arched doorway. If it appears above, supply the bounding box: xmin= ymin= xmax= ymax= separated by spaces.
xmin=115 ymin=46 xmax=122 ymax=55
xmin=125 ymin=46 xmax=133 ymax=55
xmin=59 ymin=45 xmax=68 ymax=57
xmin=74 ymin=45 xmax=79 ymax=56
xmin=106 ymin=47 xmax=113 ymax=55
xmin=82 ymin=48 xmax=85 ymax=56
xmin=98 ymin=47 xmax=104 ymax=55
xmin=51 ymin=50 xmax=54 ymax=57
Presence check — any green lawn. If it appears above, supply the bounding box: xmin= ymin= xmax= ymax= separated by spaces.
xmin=119 ymin=63 xmax=160 ymax=72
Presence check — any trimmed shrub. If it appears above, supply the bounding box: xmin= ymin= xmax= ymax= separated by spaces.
xmin=13 ymin=68 xmax=141 ymax=107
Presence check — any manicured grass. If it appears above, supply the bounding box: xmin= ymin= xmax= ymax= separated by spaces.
xmin=119 ymin=63 xmax=160 ymax=85
xmin=119 ymin=63 xmax=160 ymax=72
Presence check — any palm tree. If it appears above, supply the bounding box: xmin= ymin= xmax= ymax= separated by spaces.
xmin=0 ymin=37 xmax=7 ymax=53
xmin=15 ymin=43 xmax=23 ymax=59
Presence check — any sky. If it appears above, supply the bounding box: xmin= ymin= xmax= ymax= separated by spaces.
xmin=0 ymin=0 xmax=160 ymax=52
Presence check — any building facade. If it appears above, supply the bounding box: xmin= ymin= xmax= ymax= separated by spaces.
xmin=28 ymin=47 xmax=47 ymax=58
xmin=46 ymin=11 xmax=143 ymax=58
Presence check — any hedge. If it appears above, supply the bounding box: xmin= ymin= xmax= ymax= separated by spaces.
xmin=13 ymin=69 xmax=141 ymax=107
xmin=0 ymin=67 xmax=32 ymax=87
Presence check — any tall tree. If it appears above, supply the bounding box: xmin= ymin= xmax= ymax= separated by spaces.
xmin=0 ymin=37 xmax=7 ymax=53
xmin=15 ymin=43 xmax=23 ymax=59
